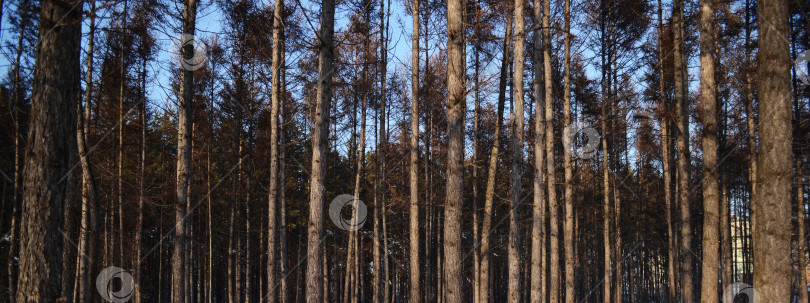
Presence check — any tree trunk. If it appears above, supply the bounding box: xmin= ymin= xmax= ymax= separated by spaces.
xmin=672 ymin=0 xmax=692 ymax=300
xmin=267 ymin=0 xmax=284 ymax=300
xmin=409 ymin=0 xmax=421 ymax=300
xmin=444 ymin=0 xmax=465 ymax=299
xmin=752 ymin=0 xmax=793 ymax=300
xmin=306 ymin=0 xmax=335 ymax=299
xmin=562 ymin=0 xmax=574 ymax=299
xmin=15 ymin=0 xmax=81 ymax=301
xmin=543 ymin=0 xmax=559 ymax=298
xmin=698 ymin=0 xmax=719 ymax=299
xmin=508 ymin=0 xmax=525 ymax=299
xmin=481 ymin=10 xmax=511 ymax=301
xmin=656 ymin=0 xmax=676 ymax=299
xmin=530 ymin=1 xmax=544 ymax=301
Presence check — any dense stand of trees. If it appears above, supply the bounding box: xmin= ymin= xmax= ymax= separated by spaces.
xmin=0 ymin=0 xmax=809 ymax=302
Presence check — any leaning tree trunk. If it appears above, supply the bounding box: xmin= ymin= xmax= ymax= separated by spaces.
xmin=15 ymin=0 xmax=82 ymax=301
xmin=173 ymin=1 xmax=198 ymax=302
xmin=481 ymin=11 xmax=511 ymax=301
xmin=699 ymin=0 xmax=719 ymax=300
xmin=508 ymin=0 xmax=525 ymax=300
xmin=752 ymin=0 xmax=793 ymax=300
xmin=306 ymin=0 xmax=335 ymax=299
xmin=444 ymin=0 xmax=465 ymax=300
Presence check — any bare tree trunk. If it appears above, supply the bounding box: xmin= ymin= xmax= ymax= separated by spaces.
xmin=672 ymin=0 xmax=692 ymax=300
xmin=409 ymin=0 xmax=421 ymax=300
xmin=135 ymin=52 xmax=147 ymax=303
xmin=76 ymin=1 xmax=97 ymax=300
xmin=601 ymin=36 xmax=611 ymax=303
xmin=117 ymin=1 xmax=128 ymax=280
xmin=267 ymin=0 xmax=284 ymax=300
xmin=543 ymin=0 xmax=559 ymax=298
xmin=508 ymin=0 xmax=525 ymax=299
xmin=444 ymin=0 xmax=465 ymax=299
xmin=698 ymin=0 xmax=719 ymax=299
xmin=173 ymin=1 xmax=197 ymax=302
xmin=752 ymin=0 xmax=793 ymax=300
xmin=530 ymin=1 xmax=544 ymax=301
xmin=481 ymin=10 xmax=511 ymax=302
xmin=306 ymin=0 xmax=335 ymax=299
xmin=744 ymin=0 xmax=756 ymax=199
xmin=562 ymin=0 xmax=574 ymax=299
xmin=15 ymin=0 xmax=81 ymax=301
xmin=656 ymin=0 xmax=676 ymax=299
xmin=228 ymin=179 xmax=236 ymax=303
xmin=798 ymin=156 xmax=807 ymax=303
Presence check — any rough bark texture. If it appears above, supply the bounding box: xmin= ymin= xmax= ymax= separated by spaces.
xmin=752 ymin=0 xmax=793 ymax=300
xmin=562 ymin=0 xmax=574 ymax=299
xmin=267 ymin=0 xmax=284 ymax=300
xmin=306 ymin=0 xmax=335 ymax=299
xmin=444 ymin=0 xmax=465 ymax=299
xmin=543 ymin=0 xmax=559 ymax=299
xmin=508 ymin=0 xmax=524 ymax=300
xmin=15 ymin=0 xmax=82 ymax=301
xmin=698 ymin=0 xmax=719 ymax=300
xmin=656 ymin=0 xmax=676 ymax=299
xmin=409 ymin=0 xmax=421 ymax=300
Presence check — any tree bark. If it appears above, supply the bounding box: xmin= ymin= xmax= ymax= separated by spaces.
xmin=698 ymin=0 xmax=719 ymax=300
xmin=508 ymin=0 xmax=525 ymax=300
xmin=15 ymin=0 xmax=82 ymax=301
xmin=530 ymin=1 xmax=544 ymax=301
xmin=444 ymin=0 xmax=465 ymax=299
xmin=672 ymin=0 xmax=692 ymax=300
xmin=306 ymin=0 xmax=335 ymax=299
xmin=562 ymin=0 xmax=574 ymax=299
xmin=543 ymin=0 xmax=559 ymax=298
xmin=752 ymin=0 xmax=793 ymax=300
xmin=409 ymin=0 xmax=421 ymax=300
xmin=267 ymin=0 xmax=284 ymax=300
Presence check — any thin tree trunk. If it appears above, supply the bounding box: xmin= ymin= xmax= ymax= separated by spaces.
xmin=509 ymin=0 xmax=525 ymax=299
xmin=656 ymin=0 xmax=676 ymax=299
xmin=752 ymin=0 xmax=793 ymax=300
xmin=530 ymin=1 xmax=544 ymax=301
xmin=798 ymin=156 xmax=807 ymax=303
xmin=543 ymin=0 xmax=559 ymax=298
xmin=698 ymin=0 xmax=719 ymax=299
xmin=481 ymin=10 xmax=511 ymax=302
xmin=562 ymin=0 xmax=574 ymax=299
xmin=117 ymin=0 xmax=128 ymax=279
xmin=135 ymin=52 xmax=147 ymax=303
xmin=267 ymin=0 xmax=284 ymax=300
xmin=409 ymin=0 xmax=421 ymax=299
xmin=444 ymin=0 xmax=465 ymax=299
xmin=672 ymin=0 xmax=692 ymax=300
xmin=15 ymin=0 xmax=81 ymax=301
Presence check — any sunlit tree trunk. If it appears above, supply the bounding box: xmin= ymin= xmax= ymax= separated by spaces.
xmin=530 ymin=1 xmax=544 ymax=301
xmin=672 ymin=0 xmax=692 ymax=300
xmin=752 ymin=0 xmax=793 ymax=300
xmin=562 ymin=0 xmax=574 ymax=299
xmin=409 ymin=0 xmax=421 ymax=299
xmin=508 ymin=0 xmax=525 ymax=299
xmin=543 ymin=0 xmax=559 ymax=298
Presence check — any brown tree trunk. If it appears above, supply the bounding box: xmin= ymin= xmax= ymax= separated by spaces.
xmin=699 ymin=0 xmax=719 ymax=299
xmin=444 ymin=0 xmax=465 ymax=299
xmin=481 ymin=10 xmax=511 ymax=301
xmin=752 ymin=0 xmax=793 ymax=299
xmin=657 ymin=0 xmax=676 ymax=299
xmin=562 ymin=0 xmax=574 ymax=299
xmin=509 ymin=0 xmax=525 ymax=300
xmin=672 ymin=0 xmax=692 ymax=300
xmin=409 ymin=0 xmax=421 ymax=299
xmin=267 ymin=0 xmax=284 ymax=300
xmin=15 ymin=0 xmax=81 ymax=301
xmin=530 ymin=1 xmax=544 ymax=301
xmin=544 ymin=0 xmax=559 ymax=298
xmin=306 ymin=0 xmax=335 ymax=299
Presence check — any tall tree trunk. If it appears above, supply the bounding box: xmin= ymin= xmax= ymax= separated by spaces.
xmin=267 ymin=0 xmax=284 ymax=300
xmin=409 ymin=0 xmax=421 ymax=300
xmin=562 ymin=0 xmax=574 ymax=299
xmin=543 ymin=0 xmax=559 ymax=298
xmin=444 ymin=0 xmax=465 ymax=299
xmin=279 ymin=52 xmax=289 ymax=303
xmin=117 ymin=0 xmax=128 ymax=279
xmin=481 ymin=11 xmax=511 ymax=301
xmin=530 ymin=1 xmax=544 ymax=301
xmin=135 ymin=53 xmax=147 ymax=303
xmin=306 ymin=0 xmax=335 ymax=299
xmin=744 ymin=0 xmax=757 ymax=199
xmin=672 ymin=0 xmax=692 ymax=300
xmin=601 ymin=33 xmax=612 ymax=303
xmin=76 ymin=1 xmax=97 ymax=300
xmin=698 ymin=0 xmax=719 ymax=300
xmin=797 ymin=156 xmax=807 ymax=303
xmin=656 ymin=0 xmax=676 ymax=299
xmin=173 ymin=1 xmax=197 ymax=302
xmin=509 ymin=0 xmax=525 ymax=300
xmin=752 ymin=0 xmax=793 ymax=300
xmin=15 ymin=0 xmax=81 ymax=301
